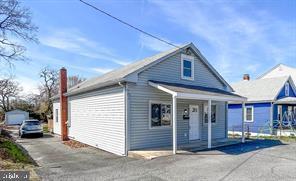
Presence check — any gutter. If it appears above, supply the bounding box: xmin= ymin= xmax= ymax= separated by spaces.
xmin=51 ymin=79 xmax=126 ymax=99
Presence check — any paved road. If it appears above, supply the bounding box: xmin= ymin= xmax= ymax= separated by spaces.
xmin=16 ymin=133 xmax=296 ymax=181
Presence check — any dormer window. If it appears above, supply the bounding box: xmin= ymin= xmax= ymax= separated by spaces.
xmin=181 ymin=54 xmax=194 ymax=80
xmin=285 ymin=82 xmax=289 ymax=96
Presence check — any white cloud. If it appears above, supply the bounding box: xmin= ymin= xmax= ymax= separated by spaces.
xmin=16 ymin=76 xmax=39 ymax=96
xmin=139 ymin=34 xmax=173 ymax=52
xmin=91 ymin=68 xmax=113 ymax=74
xmin=150 ymin=0 xmax=296 ymax=82
xmin=40 ymin=29 xmax=130 ymax=66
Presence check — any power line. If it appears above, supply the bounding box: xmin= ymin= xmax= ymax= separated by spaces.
xmin=79 ymin=0 xmax=180 ymax=49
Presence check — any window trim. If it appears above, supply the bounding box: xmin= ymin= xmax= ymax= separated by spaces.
xmin=244 ymin=105 xmax=254 ymax=122
xmin=149 ymin=100 xmax=172 ymax=129
xmin=285 ymin=82 xmax=289 ymax=96
xmin=203 ymin=103 xmax=217 ymax=125
xmin=181 ymin=54 xmax=194 ymax=81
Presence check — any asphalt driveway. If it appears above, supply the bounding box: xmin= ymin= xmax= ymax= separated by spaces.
xmin=16 ymin=133 xmax=296 ymax=181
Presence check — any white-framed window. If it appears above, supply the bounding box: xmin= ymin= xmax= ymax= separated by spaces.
xmin=244 ymin=106 xmax=254 ymax=122
xmin=149 ymin=101 xmax=172 ymax=128
xmin=204 ymin=104 xmax=217 ymax=124
xmin=55 ymin=109 xmax=59 ymax=122
xmin=181 ymin=54 xmax=194 ymax=80
xmin=285 ymin=82 xmax=289 ymax=96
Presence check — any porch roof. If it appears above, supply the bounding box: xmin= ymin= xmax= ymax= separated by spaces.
xmin=275 ymin=97 xmax=296 ymax=105
xmin=148 ymin=80 xmax=246 ymax=102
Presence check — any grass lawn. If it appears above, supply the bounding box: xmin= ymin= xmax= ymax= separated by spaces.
xmin=0 ymin=132 xmax=39 ymax=180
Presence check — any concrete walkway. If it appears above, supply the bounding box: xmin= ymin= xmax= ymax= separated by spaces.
xmin=128 ymin=138 xmax=242 ymax=159
xmin=15 ymin=133 xmax=296 ymax=181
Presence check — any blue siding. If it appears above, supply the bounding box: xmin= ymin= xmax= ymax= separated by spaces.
xmin=228 ymin=103 xmax=271 ymax=134
xmin=273 ymin=104 xmax=278 ymax=121
xmin=277 ymin=82 xmax=296 ymax=99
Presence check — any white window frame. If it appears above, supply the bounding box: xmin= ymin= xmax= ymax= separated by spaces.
xmin=203 ymin=103 xmax=217 ymax=124
xmin=181 ymin=54 xmax=194 ymax=81
xmin=285 ymin=82 xmax=289 ymax=96
xmin=149 ymin=100 xmax=172 ymax=129
xmin=244 ymin=106 xmax=254 ymax=122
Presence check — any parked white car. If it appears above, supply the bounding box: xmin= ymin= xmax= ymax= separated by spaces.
xmin=19 ymin=119 xmax=43 ymax=138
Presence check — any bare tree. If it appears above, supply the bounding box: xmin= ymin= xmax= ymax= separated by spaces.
xmin=39 ymin=66 xmax=58 ymax=116
xmin=68 ymin=75 xmax=85 ymax=89
xmin=0 ymin=0 xmax=38 ymax=64
xmin=0 ymin=77 xmax=21 ymax=112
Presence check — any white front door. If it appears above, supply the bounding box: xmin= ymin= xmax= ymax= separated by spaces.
xmin=189 ymin=105 xmax=200 ymax=140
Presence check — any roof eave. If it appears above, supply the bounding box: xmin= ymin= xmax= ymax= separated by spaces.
xmin=64 ymin=78 xmax=126 ymax=97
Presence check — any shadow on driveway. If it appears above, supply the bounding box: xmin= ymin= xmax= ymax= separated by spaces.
xmin=21 ymin=133 xmax=53 ymax=139
xmin=190 ymin=139 xmax=286 ymax=155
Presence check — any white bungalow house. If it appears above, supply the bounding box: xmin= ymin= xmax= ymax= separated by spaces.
xmin=52 ymin=43 xmax=246 ymax=156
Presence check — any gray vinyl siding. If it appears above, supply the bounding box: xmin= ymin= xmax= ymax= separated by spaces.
xmin=128 ymin=50 xmax=227 ymax=150
xmin=67 ymin=85 xmax=126 ymax=156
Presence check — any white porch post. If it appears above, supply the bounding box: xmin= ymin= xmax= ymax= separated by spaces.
xmin=172 ymin=95 xmax=177 ymax=154
xmin=208 ymin=99 xmax=212 ymax=149
xmin=242 ymin=102 xmax=245 ymax=143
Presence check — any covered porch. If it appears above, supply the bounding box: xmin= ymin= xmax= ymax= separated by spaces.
xmin=148 ymin=80 xmax=247 ymax=155
xmin=273 ymin=97 xmax=296 ymax=133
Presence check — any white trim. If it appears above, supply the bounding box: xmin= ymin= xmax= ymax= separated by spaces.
xmin=172 ymin=95 xmax=177 ymax=154
xmin=208 ymin=99 xmax=212 ymax=148
xmin=148 ymin=81 xmax=177 ymax=96
xmin=124 ymin=84 xmax=128 ymax=156
xmin=181 ymin=54 xmax=194 ymax=81
xmin=148 ymin=100 xmax=172 ymax=129
xmin=285 ymin=82 xmax=289 ymax=96
xmin=244 ymin=105 xmax=254 ymax=122
xmin=177 ymin=92 xmax=246 ymax=102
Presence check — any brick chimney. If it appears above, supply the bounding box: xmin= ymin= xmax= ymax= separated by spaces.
xmin=243 ymin=74 xmax=250 ymax=81
xmin=59 ymin=67 xmax=68 ymax=141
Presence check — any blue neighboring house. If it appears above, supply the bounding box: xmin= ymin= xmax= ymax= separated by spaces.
xmin=228 ymin=74 xmax=296 ymax=134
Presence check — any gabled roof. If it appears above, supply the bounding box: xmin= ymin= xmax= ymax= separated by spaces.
xmin=257 ymin=64 xmax=296 ymax=82
xmin=231 ymin=76 xmax=295 ymax=102
xmin=64 ymin=42 xmax=233 ymax=96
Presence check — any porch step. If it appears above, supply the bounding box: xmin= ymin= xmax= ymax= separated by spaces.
xmin=128 ymin=150 xmax=173 ymax=160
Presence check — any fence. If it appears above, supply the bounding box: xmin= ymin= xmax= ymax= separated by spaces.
xmin=228 ymin=119 xmax=296 ymax=139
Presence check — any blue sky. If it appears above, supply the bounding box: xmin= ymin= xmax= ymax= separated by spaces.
xmin=3 ymin=0 xmax=296 ymax=94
